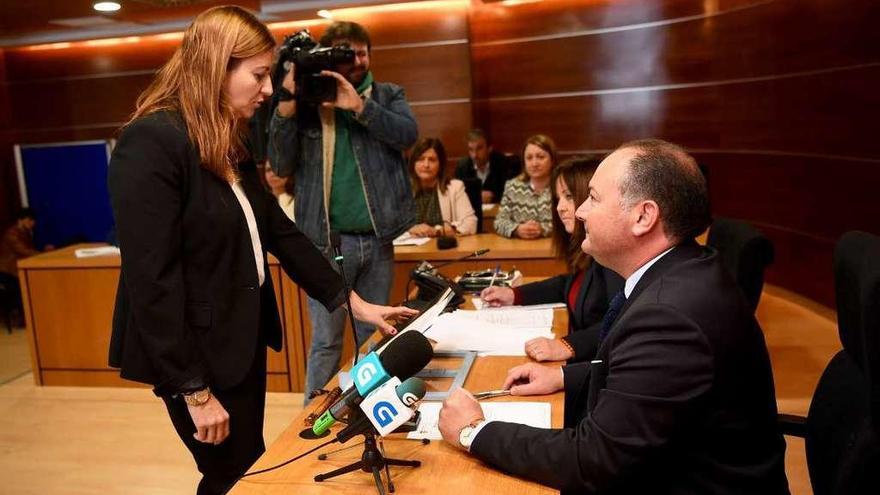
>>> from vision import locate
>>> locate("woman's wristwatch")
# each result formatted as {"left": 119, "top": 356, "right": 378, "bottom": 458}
{"left": 183, "top": 387, "right": 212, "bottom": 407}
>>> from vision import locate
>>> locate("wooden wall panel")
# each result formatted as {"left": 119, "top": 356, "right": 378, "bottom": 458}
{"left": 300, "top": 2, "right": 469, "bottom": 45}
{"left": 469, "top": 0, "right": 762, "bottom": 42}
{"left": 0, "top": 48, "right": 16, "bottom": 223}
{"left": 466, "top": 0, "right": 879, "bottom": 308}
{"left": 411, "top": 101, "right": 472, "bottom": 159}
{"left": 2, "top": 42, "right": 176, "bottom": 82}
{"left": 471, "top": 0, "right": 879, "bottom": 98}
{"left": 475, "top": 67, "right": 880, "bottom": 157}
{"left": 370, "top": 43, "right": 471, "bottom": 102}
{"left": 9, "top": 74, "right": 152, "bottom": 130}
{"left": 697, "top": 152, "right": 878, "bottom": 305}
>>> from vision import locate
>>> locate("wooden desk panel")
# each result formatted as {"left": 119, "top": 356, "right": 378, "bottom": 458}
{"left": 19, "top": 245, "right": 297, "bottom": 392}
{"left": 229, "top": 310, "right": 567, "bottom": 495}
{"left": 392, "top": 233, "right": 565, "bottom": 304}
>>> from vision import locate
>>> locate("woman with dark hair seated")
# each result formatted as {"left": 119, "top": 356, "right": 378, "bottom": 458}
{"left": 408, "top": 137, "right": 478, "bottom": 237}
{"left": 480, "top": 157, "right": 624, "bottom": 362}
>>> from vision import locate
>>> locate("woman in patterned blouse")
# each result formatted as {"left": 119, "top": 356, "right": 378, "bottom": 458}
{"left": 494, "top": 134, "right": 557, "bottom": 238}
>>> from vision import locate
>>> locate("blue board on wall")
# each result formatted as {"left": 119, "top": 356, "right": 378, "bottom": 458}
{"left": 14, "top": 140, "right": 114, "bottom": 249}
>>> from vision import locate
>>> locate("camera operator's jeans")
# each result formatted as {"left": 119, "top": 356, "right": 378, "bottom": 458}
{"left": 305, "top": 233, "right": 394, "bottom": 401}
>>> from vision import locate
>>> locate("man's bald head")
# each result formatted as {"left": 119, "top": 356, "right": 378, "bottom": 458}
{"left": 616, "top": 139, "right": 711, "bottom": 243}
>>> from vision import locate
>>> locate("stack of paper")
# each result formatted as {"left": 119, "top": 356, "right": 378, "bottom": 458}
{"left": 472, "top": 298, "right": 566, "bottom": 311}
{"left": 422, "top": 308, "right": 554, "bottom": 356}
{"left": 407, "top": 401, "right": 551, "bottom": 440}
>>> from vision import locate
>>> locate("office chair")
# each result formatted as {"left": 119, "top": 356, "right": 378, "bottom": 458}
{"left": 461, "top": 177, "right": 483, "bottom": 233}
{"left": 707, "top": 217, "right": 775, "bottom": 311}
{"left": 778, "top": 231, "right": 880, "bottom": 495}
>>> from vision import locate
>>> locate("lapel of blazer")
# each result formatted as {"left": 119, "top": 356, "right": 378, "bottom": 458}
{"left": 615, "top": 239, "right": 703, "bottom": 323}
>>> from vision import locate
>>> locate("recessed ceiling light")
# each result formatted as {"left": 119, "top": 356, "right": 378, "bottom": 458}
{"left": 94, "top": 2, "right": 122, "bottom": 12}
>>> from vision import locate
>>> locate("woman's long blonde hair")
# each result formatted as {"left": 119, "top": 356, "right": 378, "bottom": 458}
{"left": 126, "top": 6, "right": 276, "bottom": 181}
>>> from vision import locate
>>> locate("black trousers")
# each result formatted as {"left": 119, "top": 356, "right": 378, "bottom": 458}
{"left": 163, "top": 344, "right": 268, "bottom": 495}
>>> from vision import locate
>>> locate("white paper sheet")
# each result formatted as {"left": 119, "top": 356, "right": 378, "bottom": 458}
{"left": 423, "top": 311, "right": 553, "bottom": 356}
{"left": 473, "top": 298, "right": 567, "bottom": 311}
{"left": 451, "top": 308, "right": 555, "bottom": 328}
{"left": 392, "top": 232, "right": 432, "bottom": 246}
{"left": 407, "top": 401, "right": 552, "bottom": 440}
{"left": 74, "top": 246, "right": 120, "bottom": 258}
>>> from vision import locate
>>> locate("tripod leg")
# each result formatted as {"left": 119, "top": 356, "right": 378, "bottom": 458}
{"left": 371, "top": 466, "right": 387, "bottom": 495}
{"left": 314, "top": 460, "right": 364, "bottom": 482}
{"left": 384, "top": 458, "right": 422, "bottom": 468}
{"left": 318, "top": 441, "right": 364, "bottom": 460}
{"left": 379, "top": 439, "right": 395, "bottom": 493}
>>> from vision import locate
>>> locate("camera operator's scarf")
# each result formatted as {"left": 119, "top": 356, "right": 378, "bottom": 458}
{"left": 327, "top": 71, "right": 375, "bottom": 233}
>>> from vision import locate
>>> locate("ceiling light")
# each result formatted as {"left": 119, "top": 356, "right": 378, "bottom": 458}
{"left": 93, "top": 2, "right": 122, "bottom": 12}
{"left": 317, "top": 10, "right": 333, "bottom": 19}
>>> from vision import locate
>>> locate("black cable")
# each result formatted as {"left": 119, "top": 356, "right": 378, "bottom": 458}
{"left": 237, "top": 437, "right": 338, "bottom": 480}
{"left": 336, "top": 252, "right": 360, "bottom": 365}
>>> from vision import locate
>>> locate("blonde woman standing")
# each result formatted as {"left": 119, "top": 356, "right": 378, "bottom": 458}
{"left": 107, "top": 7, "right": 414, "bottom": 493}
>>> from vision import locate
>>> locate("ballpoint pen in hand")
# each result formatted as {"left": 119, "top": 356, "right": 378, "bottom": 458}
{"left": 488, "top": 264, "right": 500, "bottom": 287}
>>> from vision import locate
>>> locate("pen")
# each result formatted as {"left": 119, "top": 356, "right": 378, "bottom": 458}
{"left": 473, "top": 389, "right": 511, "bottom": 400}
{"left": 488, "top": 264, "right": 500, "bottom": 287}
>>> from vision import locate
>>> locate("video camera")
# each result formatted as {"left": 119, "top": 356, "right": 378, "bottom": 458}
{"left": 275, "top": 29, "right": 355, "bottom": 104}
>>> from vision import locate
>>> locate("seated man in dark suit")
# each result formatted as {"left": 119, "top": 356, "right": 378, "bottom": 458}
{"left": 454, "top": 129, "right": 519, "bottom": 205}
{"left": 439, "top": 139, "right": 789, "bottom": 494}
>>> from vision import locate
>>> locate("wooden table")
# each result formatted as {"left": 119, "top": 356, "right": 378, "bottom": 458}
{"left": 229, "top": 308, "right": 567, "bottom": 495}
{"left": 18, "top": 236, "right": 564, "bottom": 393}
{"left": 17, "top": 244, "right": 309, "bottom": 392}
{"left": 391, "top": 233, "right": 565, "bottom": 303}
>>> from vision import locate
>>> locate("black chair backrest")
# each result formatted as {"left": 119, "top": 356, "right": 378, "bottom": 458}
{"left": 461, "top": 177, "right": 483, "bottom": 233}
{"left": 834, "top": 231, "right": 880, "bottom": 408}
{"left": 706, "top": 217, "right": 775, "bottom": 311}
{"left": 805, "top": 231, "right": 880, "bottom": 495}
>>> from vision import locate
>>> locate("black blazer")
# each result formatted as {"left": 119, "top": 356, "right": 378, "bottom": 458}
{"left": 471, "top": 241, "right": 789, "bottom": 494}
{"left": 455, "top": 150, "right": 516, "bottom": 203}
{"left": 516, "top": 262, "right": 623, "bottom": 363}
{"left": 108, "top": 111, "right": 345, "bottom": 396}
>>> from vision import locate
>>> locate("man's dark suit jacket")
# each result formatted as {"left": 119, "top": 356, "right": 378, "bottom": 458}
{"left": 108, "top": 111, "right": 345, "bottom": 397}
{"left": 471, "top": 241, "right": 789, "bottom": 494}
{"left": 516, "top": 262, "right": 623, "bottom": 364}
{"left": 455, "top": 150, "right": 518, "bottom": 203}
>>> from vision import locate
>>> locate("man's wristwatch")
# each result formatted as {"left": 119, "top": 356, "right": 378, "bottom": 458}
{"left": 183, "top": 387, "right": 212, "bottom": 407}
{"left": 458, "top": 418, "right": 485, "bottom": 449}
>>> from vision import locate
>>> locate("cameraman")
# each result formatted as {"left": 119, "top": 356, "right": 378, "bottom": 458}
{"left": 268, "top": 21, "right": 418, "bottom": 400}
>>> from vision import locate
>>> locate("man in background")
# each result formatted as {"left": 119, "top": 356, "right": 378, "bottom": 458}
{"left": 0, "top": 209, "right": 42, "bottom": 326}
{"left": 455, "top": 128, "right": 519, "bottom": 205}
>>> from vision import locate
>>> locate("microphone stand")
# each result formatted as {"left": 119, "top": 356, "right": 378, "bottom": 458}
{"left": 330, "top": 231, "right": 360, "bottom": 365}
{"left": 314, "top": 432, "right": 421, "bottom": 495}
